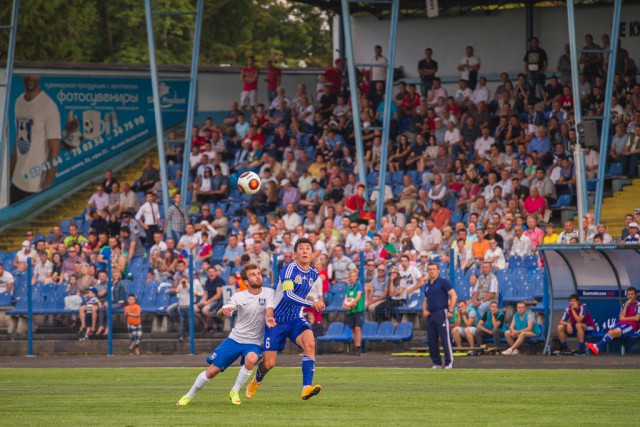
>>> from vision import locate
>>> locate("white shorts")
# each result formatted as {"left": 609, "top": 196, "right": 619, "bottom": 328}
{"left": 454, "top": 326, "right": 476, "bottom": 336}
{"left": 240, "top": 90, "right": 257, "bottom": 107}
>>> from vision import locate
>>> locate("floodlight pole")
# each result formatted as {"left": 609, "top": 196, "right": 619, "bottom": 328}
{"left": 144, "top": 0, "right": 171, "bottom": 224}
{"left": 594, "top": 0, "right": 622, "bottom": 224}
{"left": 566, "top": 0, "right": 585, "bottom": 242}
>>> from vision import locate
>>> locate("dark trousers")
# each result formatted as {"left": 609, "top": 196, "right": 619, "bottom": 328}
{"left": 426, "top": 309, "right": 453, "bottom": 367}
{"left": 474, "top": 328, "right": 502, "bottom": 346}
{"left": 144, "top": 225, "right": 159, "bottom": 248}
{"left": 623, "top": 153, "right": 639, "bottom": 178}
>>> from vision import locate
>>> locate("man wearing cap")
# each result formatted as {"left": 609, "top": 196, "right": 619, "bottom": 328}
{"left": 625, "top": 222, "right": 640, "bottom": 244}
{"left": 13, "top": 240, "right": 37, "bottom": 272}
{"left": 196, "top": 265, "right": 225, "bottom": 333}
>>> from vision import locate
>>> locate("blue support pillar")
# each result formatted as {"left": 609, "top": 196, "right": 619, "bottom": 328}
{"left": 594, "top": 0, "right": 623, "bottom": 224}
{"left": 189, "top": 254, "right": 195, "bottom": 355}
{"left": 376, "top": 0, "right": 400, "bottom": 228}
{"left": 449, "top": 248, "right": 455, "bottom": 283}
{"left": 272, "top": 253, "right": 278, "bottom": 289}
{"left": 27, "top": 257, "right": 33, "bottom": 357}
{"left": 107, "top": 260, "right": 113, "bottom": 356}
{"left": 340, "top": 0, "right": 366, "bottom": 186}
{"left": 180, "top": 0, "right": 205, "bottom": 210}
{"left": 0, "top": 0, "right": 20, "bottom": 206}
{"left": 144, "top": 0, "right": 171, "bottom": 223}
{"left": 566, "top": 0, "right": 586, "bottom": 240}
{"left": 359, "top": 251, "right": 366, "bottom": 353}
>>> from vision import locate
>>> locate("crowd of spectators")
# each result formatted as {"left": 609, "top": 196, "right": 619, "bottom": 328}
{"left": 3, "top": 35, "right": 640, "bottom": 346}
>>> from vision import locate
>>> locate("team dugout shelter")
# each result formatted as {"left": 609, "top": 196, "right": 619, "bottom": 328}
{"left": 539, "top": 244, "right": 640, "bottom": 354}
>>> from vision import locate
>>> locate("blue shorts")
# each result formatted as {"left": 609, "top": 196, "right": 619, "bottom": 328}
{"left": 205, "top": 338, "right": 262, "bottom": 372}
{"left": 263, "top": 318, "right": 311, "bottom": 352}
{"left": 613, "top": 323, "right": 636, "bottom": 338}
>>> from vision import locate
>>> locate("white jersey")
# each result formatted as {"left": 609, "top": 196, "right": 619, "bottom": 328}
{"left": 222, "top": 287, "right": 275, "bottom": 346}
{"left": 13, "top": 91, "right": 61, "bottom": 193}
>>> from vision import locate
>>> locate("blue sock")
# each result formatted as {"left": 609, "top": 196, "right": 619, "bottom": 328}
{"left": 302, "top": 356, "right": 315, "bottom": 387}
{"left": 578, "top": 342, "right": 585, "bottom": 350}
{"left": 255, "top": 366, "right": 267, "bottom": 383}
{"left": 598, "top": 335, "right": 613, "bottom": 348}
{"left": 560, "top": 342, "right": 568, "bottom": 348}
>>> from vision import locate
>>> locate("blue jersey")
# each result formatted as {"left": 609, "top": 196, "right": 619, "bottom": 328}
{"left": 273, "top": 261, "right": 321, "bottom": 323}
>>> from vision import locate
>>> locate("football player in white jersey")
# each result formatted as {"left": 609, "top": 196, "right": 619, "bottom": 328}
{"left": 177, "top": 263, "right": 275, "bottom": 406}
{"left": 10, "top": 75, "right": 61, "bottom": 203}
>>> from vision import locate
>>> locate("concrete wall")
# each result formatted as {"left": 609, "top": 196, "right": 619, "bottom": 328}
{"left": 334, "top": 4, "right": 640, "bottom": 80}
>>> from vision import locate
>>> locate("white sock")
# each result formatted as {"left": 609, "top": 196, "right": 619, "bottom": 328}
{"left": 187, "top": 371, "right": 210, "bottom": 398}
{"left": 231, "top": 366, "right": 253, "bottom": 392}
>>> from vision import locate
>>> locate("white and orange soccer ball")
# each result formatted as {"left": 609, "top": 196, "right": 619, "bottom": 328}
{"left": 237, "top": 171, "right": 262, "bottom": 195}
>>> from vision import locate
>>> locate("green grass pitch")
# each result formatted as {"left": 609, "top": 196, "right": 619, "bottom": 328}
{"left": 1, "top": 367, "right": 637, "bottom": 426}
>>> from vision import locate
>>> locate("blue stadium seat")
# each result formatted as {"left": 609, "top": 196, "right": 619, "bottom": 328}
{"left": 550, "top": 193, "right": 572, "bottom": 209}
{"left": 405, "top": 169, "right": 418, "bottom": 185}
{"left": 323, "top": 291, "right": 346, "bottom": 313}
{"left": 317, "top": 322, "right": 345, "bottom": 342}
{"left": 518, "top": 281, "right": 535, "bottom": 300}
{"left": 606, "top": 162, "right": 624, "bottom": 177}
{"left": 396, "top": 291, "right": 423, "bottom": 313}
{"left": 332, "top": 325, "right": 353, "bottom": 343}
{"left": 0, "top": 291, "right": 13, "bottom": 307}
{"left": 262, "top": 276, "right": 272, "bottom": 289}
{"left": 392, "top": 171, "right": 404, "bottom": 185}
{"left": 523, "top": 255, "right": 538, "bottom": 271}
{"left": 502, "top": 281, "right": 519, "bottom": 303}
{"left": 362, "top": 322, "right": 378, "bottom": 341}
{"left": 450, "top": 211, "right": 463, "bottom": 226}
{"left": 368, "top": 321, "right": 395, "bottom": 341}
{"left": 211, "top": 245, "right": 225, "bottom": 263}
{"left": 531, "top": 272, "right": 545, "bottom": 299}
{"left": 59, "top": 219, "right": 72, "bottom": 235}
{"left": 389, "top": 322, "right": 413, "bottom": 341}
{"left": 366, "top": 172, "right": 378, "bottom": 186}
{"left": 156, "top": 289, "right": 172, "bottom": 312}
{"left": 508, "top": 256, "right": 524, "bottom": 270}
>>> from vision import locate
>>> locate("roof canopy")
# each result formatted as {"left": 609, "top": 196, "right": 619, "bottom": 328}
{"left": 293, "top": 0, "right": 632, "bottom": 18}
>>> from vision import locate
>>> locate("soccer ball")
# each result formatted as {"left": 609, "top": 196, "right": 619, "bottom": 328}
{"left": 344, "top": 297, "right": 354, "bottom": 306}
{"left": 237, "top": 171, "right": 262, "bottom": 195}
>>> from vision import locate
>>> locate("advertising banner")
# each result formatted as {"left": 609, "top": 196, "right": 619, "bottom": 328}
{"left": 7, "top": 75, "right": 188, "bottom": 204}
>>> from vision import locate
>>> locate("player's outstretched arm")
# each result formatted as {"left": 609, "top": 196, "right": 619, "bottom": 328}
{"left": 265, "top": 308, "right": 277, "bottom": 328}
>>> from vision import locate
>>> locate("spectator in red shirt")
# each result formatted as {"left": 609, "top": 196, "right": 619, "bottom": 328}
{"left": 240, "top": 56, "right": 259, "bottom": 110}
{"left": 265, "top": 59, "right": 281, "bottom": 105}
{"left": 431, "top": 199, "right": 451, "bottom": 229}
{"left": 522, "top": 186, "right": 545, "bottom": 222}
{"left": 324, "top": 58, "right": 342, "bottom": 94}
{"left": 345, "top": 184, "right": 367, "bottom": 221}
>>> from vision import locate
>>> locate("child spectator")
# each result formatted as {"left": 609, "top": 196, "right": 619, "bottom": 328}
{"left": 124, "top": 294, "right": 142, "bottom": 355}
{"left": 79, "top": 287, "right": 101, "bottom": 341}
{"left": 343, "top": 268, "right": 364, "bottom": 355}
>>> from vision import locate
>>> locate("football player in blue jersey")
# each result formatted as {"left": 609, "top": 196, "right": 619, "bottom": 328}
{"left": 245, "top": 237, "right": 326, "bottom": 400}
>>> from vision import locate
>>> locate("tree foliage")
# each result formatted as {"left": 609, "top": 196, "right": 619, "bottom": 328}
{"left": 0, "top": 0, "right": 332, "bottom": 67}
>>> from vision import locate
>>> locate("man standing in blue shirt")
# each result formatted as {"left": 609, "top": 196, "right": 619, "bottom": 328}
{"left": 423, "top": 262, "right": 457, "bottom": 369}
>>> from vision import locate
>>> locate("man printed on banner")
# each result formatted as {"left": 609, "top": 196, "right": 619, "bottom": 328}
{"left": 10, "top": 75, "right": 61, "bottom": 204}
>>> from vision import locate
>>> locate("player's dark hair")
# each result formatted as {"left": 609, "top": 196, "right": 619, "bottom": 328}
{"left": 569, "top": 294, "right": 579, "bottom": 301}
{"left": 627, "top": 287, "right": 638, "bottom": 294}
{"left": 427, "top": 262, "right": 439, "bottom": 269}
{"left": 127, "top": 294, "right": 138, "bottom": 303}
{"left": 294, "top": 237, "right": 313, "bottom": 253}
{"left": 241, "top": 263, "right": 261, "bottom": 282}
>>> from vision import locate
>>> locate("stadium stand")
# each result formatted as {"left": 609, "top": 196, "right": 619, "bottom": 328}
{"left": 1, "top": 35, "right": 639, "bottom": 357}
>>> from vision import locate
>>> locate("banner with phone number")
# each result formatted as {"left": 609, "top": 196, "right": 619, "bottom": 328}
{"left": 7, "top": 75, "right": 188, "bottom": 205}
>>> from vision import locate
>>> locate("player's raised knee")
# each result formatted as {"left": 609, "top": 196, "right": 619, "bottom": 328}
{"left": 244, "top": 353, "right": 259, "bottom": 368}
